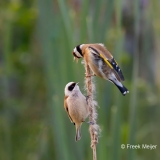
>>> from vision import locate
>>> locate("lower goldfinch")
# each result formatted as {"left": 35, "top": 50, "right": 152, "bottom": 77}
{"left": 72, "top": 43, "right": 129, "bottom": 95}
{"left": 64, "top": 82, "right": 89, "bottom": 141}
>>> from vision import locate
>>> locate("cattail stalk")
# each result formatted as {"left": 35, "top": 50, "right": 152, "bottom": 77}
{"left": 84, "top": 63, "right": 100, "bottom": 160}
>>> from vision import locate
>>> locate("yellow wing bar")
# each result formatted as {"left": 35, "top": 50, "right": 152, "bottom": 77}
{"left": 114, "top": 59, "right": 118, "bottom": 65}
{"left": 99, "top": 53, "right": 113, "bottom": 69}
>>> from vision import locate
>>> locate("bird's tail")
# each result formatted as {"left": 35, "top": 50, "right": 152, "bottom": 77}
{"left": 115, "top": 83, "right": 129, "bottom": 96}
{"left": 75, "top": 125, "right": 81, "bottom": 141}
{"left": 109, "top": 78, "right": 129, "bottom": 96}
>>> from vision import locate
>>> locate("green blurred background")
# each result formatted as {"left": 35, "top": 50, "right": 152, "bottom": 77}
{"left": 0, "top": 0, "right": 160, "bottom": 160}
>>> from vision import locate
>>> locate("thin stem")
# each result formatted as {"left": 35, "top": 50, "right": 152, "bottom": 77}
{"left": 84, "top": 64, "right": 100, "bottom": 160}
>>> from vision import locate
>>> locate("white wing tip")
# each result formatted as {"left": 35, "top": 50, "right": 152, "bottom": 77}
{"left": 123, "top": 90, "right": 129, "bottom": 95}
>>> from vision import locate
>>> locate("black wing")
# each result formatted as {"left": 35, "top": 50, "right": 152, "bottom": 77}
{"left": 110, "top": 58, "right": 125, "bottom": 81}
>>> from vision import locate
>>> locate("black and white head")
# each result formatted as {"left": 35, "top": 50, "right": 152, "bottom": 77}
{"left": 72, "top": 44, "right": 84, "bottom": 61}
{"left": 64, "top": 82, "right": 80, "bottom": 96}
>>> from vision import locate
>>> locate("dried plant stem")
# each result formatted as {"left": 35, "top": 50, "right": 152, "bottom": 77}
{"left": 85, "top": 64, "right": 100, "bottom": 160}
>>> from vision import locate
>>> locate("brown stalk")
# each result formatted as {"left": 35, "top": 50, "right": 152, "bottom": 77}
{"left": 84, "top": 64, "right": 100, "bottom": 160}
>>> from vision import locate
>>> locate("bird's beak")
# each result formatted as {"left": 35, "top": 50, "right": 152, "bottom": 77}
{"left": 76, "top": 82, "right": 79, "bottom": 85}
{"left": 74, "top": 57, "right": 79, "bottom": 63}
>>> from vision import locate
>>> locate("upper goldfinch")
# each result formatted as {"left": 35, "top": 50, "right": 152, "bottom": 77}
{"left": 72, "top": 43, "right": 129, "bottom": 95}
{"left": 64, "top": 82, "right": 89, "bottom": 141}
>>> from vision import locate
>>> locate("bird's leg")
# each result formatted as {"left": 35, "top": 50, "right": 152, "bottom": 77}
{"left": 85, "top": 73, "right": 95, "bottom": 77}
{"left": 86, "top": 95, "right": 91, "bottom": 105}
{"left": 87, "top": 121, "right": 95, "bottom": 125}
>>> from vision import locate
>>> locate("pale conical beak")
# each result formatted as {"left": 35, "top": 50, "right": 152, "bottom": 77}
{"left": 76, "top": 82, "right": 79, "bottom": 85}
{"left": 73, "top": 57, "right": 79, "bottom": 63}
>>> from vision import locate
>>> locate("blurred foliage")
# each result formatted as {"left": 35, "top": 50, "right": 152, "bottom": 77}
{"left": 0, "top": 0, "right": 160, "bottom": 160}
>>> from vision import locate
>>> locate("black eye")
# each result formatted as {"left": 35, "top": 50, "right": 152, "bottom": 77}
{"left": 68, "top": 83, "right": 76, "bottom": 91}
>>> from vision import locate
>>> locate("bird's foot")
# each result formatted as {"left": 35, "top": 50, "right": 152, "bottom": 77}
{"left": 87, "top": 121, "right": 95, "bottom": 125}
{"left": 86, "top": 95, "right": 90, "bottom": 100}
{"left": 86, "top": 95, "right": 91, "bottom": 104}
{"left": 85, "top": 73, "right": 95, "bottom": 77}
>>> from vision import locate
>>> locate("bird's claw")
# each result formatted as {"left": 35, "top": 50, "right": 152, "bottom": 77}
{"left": 85, "top": 73, "right": 95, "bottom": 77}
{"left": 87, "top": 121, "right": 95, "bottom": 125}
{"left": 86, "top": 95, "right": 91, "bottom": 104}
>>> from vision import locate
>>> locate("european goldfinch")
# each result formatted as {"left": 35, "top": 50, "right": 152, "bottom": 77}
{"left": 64, "top": 82, "right": 89, "bottom": 141}
{"left": 72, "top": 43, "right": 129, "bottom": 95}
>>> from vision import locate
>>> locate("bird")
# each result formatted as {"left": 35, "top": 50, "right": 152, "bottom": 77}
{"left": 72, "top": 43, "right": 129, "bottom": 95}
{"left": 64, "top": 82, "right": 89, "bottom": 141}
